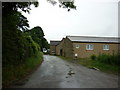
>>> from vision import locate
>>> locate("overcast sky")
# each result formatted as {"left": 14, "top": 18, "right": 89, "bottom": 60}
{"left": 22, "top": 0, "right": 119, "bottom": 43}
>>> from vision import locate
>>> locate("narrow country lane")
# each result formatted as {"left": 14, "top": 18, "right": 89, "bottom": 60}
{"left": 13, "top": 55, "right": 118, "bottom": 88}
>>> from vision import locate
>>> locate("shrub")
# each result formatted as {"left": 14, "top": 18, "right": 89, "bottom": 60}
{"left": 24, "top": 35, "right": 40, "bottom": 57}
{"left": 110, "top": 54, "right": 120, "bottom": 65}
{"left": 97, "top": 53, "right": 120, "bottom": 66}
{"left": 91, "top": 55, "right": 96, "bottom": 60}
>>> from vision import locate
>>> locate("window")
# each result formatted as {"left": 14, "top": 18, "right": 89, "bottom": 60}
{"left": 86, "top": 44, "right": 93, "bottom": 50}
{"left": 75, "top": 44, "right": 80, "bottom": 48}
{"left": 103, "top": 45, "right": 109, "bottom": 50}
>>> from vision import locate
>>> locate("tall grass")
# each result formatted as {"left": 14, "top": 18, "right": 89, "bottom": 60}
{"left": 90, "top": 53, "right": 120, "bottom": 75}
{"left": 97, "top": 53, "right": 120, "bottom": 66}
{"left": 90, "top": 54, "right": 96, "bottom": 60}
{"left": 2, "top": 52, "right": 43, "bottom": 87}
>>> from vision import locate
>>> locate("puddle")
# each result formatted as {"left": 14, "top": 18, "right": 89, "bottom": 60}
{"left": 66, "top": 68, "right": 75, "bottom": 78}
{"left": 68, "top": 70, "right": 75, "bottom": 76}
{"left": 66, "top": 64, "right": 69, "bottom": 66}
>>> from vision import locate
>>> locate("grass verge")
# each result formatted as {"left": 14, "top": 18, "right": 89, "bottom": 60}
{"left": 2, "top": 52, "right": 43, "bottom": 87}
{"left": 58, "top": 56, "right": 120, "bottom": 75}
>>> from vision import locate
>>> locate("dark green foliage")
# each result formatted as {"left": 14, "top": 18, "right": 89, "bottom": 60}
{"left": 2, "top": 2, "right": 50, "bottom": 66}
{"left": 97, "top": 54, "right": 110, "bottom": 64}
{"left": 23, "top": 34, "right": 40, "bottom": 56}
{"left": 3, "top": 29, "right": 22, "bottom": 65}
{"left": 25, "top": 26, "right": 50, "bottom": 51}
{"left": 2, "top": 29, "right": 40, "bottom": 66}
{"left": 3, "top": 52, "right": 43, "bottom": 87}
{"left": 2, "top": 2, "right": 38, "bottom": 15}
{"left": 97, "top": 53, "right": 120, "bottom": 66}
{"left": 90, "top": 55, "right": 96, "bottom": 60}
{"left": 42, "top": 38, "right": 50, "bottom": 49}
{"left": 2, "top": 2, "right": 45, "bottom": 87}
{"left": 26, "top": 26, "right": 44, "bottom": 46}
{"left": 2, "top": 2, "right": 38, "bottom": 32}
{"left": 59, "top": 1, "right": 76, "bottom": 11}
{"left": 47, "top": 0, "right": 76, "bottom": 11}
{"left": 2, "top": 2, "right": 39, "bottom": 66}
{"left": 2, "top": 2, "right": 49, "bottom": 66}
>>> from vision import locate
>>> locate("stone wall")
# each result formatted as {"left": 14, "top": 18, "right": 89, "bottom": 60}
{"left": 72, "top": 42, "right": 119, "bottom": 58}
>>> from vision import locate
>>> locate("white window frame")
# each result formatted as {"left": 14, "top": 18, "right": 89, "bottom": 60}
{"left": 103, "top": 45, "right": 109, "bottom": 50}
{"left": 75, "top": 44, "right": 80, "bottom": 48}
{"left": 86, "top": 44, "right": 93, "bottom": 50}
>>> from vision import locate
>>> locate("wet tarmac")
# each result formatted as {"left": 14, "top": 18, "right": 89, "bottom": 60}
{"left": 13, "top": 55, "right": 118, "bottom": 88}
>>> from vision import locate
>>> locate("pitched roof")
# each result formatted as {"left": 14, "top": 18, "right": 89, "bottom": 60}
{"left": 67, "top": 36, "right": 119, "bottom": 43}
{"left": 50, "top": 40, "right": 61, "bottom": 45}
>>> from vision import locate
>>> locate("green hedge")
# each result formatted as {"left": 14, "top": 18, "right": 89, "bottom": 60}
{"left": 3, "top": 52, "right": 43, "bottom": 87}
{"left": 3, "top": 31, "right": 40, "bottom": 66}
{"left": 91, "top": 53, "right": 120, "bottom": 66}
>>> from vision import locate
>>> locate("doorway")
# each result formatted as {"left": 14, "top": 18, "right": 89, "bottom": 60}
{"left": 60, "top": 49, "right": 63, "bottom": 56}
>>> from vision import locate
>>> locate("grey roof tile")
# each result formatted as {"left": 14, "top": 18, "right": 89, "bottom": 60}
{"left": 50, "top": 41, "right": 61, "bottom": 45}
{"left": 67, "top": 36, "right": 119, "bottom": 43}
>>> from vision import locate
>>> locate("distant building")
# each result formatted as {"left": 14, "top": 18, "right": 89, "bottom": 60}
{"left": 50, "top": 40, "right": 60, "bottom": 55}
{"left": 55, "top": 36, "right": 120, "bottom": 58}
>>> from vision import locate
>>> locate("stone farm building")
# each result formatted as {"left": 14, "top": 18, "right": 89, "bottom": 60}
{"left": 50, "top": 40, "right": 60, "bottom": 55}
{"left": 50, "top": 36, "right": 120, "bottom": 58}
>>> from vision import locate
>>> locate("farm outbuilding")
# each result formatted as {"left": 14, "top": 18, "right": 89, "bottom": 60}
{"left": 51, "top": 36, "right": 120, "bottom": 58}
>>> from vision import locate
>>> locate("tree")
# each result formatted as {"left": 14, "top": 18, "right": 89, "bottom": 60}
{"left": 2, "top": 2, "right": 39, "bottom": 65}
{"left": 2, "top": 1, "right": 76, "bottom": 65}
{"left": 26, "top": 26, "right": 49, "bottom": 51}
{"left": 47, "top": 0, "right": 76, "bottom": 11}
{"left": 42, "top": 38, "right": 50, "bottom": 49}
{"left": 2, "top": 2, "right": 38, "bottom": 31}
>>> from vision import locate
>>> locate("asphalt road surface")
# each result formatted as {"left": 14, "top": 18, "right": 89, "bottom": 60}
{"left": 13, "top": 55, "right": 118, "bottom": 88}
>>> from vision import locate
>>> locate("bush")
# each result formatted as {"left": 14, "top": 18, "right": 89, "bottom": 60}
{"left": 3, "top": 32, "right": 40, "bottom": 66}
{"left": 91, "top": 55, "right": 96, "bottom": 60}
{"left": 3, "top": 51, "right": 43, "bottom": 87}
{"left": 97, "top": 53, "right": 120, "bottom": 66}
{"left": 110, "top": 54, "right": 120, "bottom": 65}
{"left": 24, "top": 35, "right": 40, "bottom": 57}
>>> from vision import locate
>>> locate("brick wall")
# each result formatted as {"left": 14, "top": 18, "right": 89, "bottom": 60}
{"left": 56, "top": 38, "right": 74, "bottom": 58}
{"left": 72, "top": 42, "right": 119, "bottom": 58}
{"left": 56, "top": 38, "right": 65, "bottom": 56}
{"left": 50, "top": 45, "right": 56, "bottom": 55}
{"left": 64, "top": 38, "right": 73, "bottom": 58}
